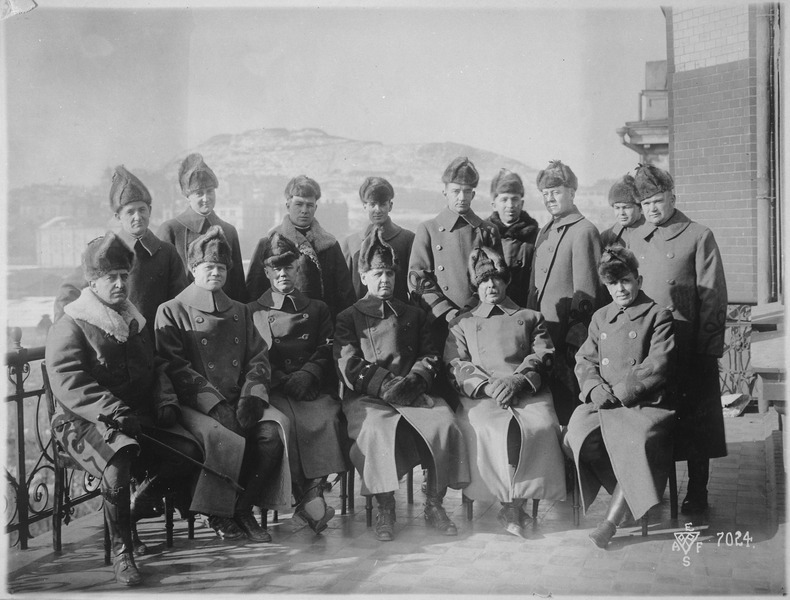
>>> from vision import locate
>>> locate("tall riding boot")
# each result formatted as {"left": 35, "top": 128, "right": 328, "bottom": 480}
{"left": 295, "top": 477, "right": 335, "bottom": 534}
{"left": 103, "top": 486, "right": 142, "bottom": 586}
{"left": 682, "top": 458, "right": 710, "bottom": 514}
{"left": 374, "top": 492, "right": 396, "bottom": 542}
{"left": 589, "top": 484, "right": 627, "bottom": 549}
{"left": 130, "top": 474, "right": 168, "bottom": 556}
{"left": 423, "top": 469, "right": 457, "bottom": 536}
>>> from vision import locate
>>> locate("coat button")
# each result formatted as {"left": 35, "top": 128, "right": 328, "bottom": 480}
{"left": 667, "top": 279, "right": 676, "bottom": 285}
{"left": 438, "top": 265, "right": 445, "bottom": 271}
{"left": 285, "top": 359, "right": 292, "bottom": 364}
{"left": 520, "top": 343, "right": 526, "bottom": 350}
{"left": 541, "top": 267, "right": 548, "bottom": 273}
{"left": 232, "top": 359, "right": 239, "bottom": 367}
{"left": 547, "top": 246, "right": 554, "bottom": 252}
{"left": 602, "top": 358, "right": 610, "bottom": 366}
{"left": 196, "top": 316, "right": 204, "bottom": 323}
{"left": 518, "top": 320, "right": 524, "bottom": 325}
{"left": 629, "top": 331, "right": 637, "bottom": 339}
{"left": 234, "top": 337, "right": 240, "bottom": 344}
{"left": 201, "top": 338, "right": 208, "bottom": 345}
{"left": 303, "top": 313, "right": 309, "bottom": 319}
{"left": 667, "top": 305, "right": 675, "bottom": 311}
{"left": 443, "top": 286, "right": 449, "bottom": 290}
{"left": 640, "top": 256, "right": 645, "bottom": 260}
{"left": 436, "top": 245, "right": 443, "bottom": 250}
{"left": 208, "top": 362, "right": 215, "bottom": 369}
{"left": 233, "top": 314, "right": 239, "bottom": 321}
{"left": 667, "top": 252, "right": 675, "bottom": 258}
{"left": 438, "top": 227, "right": 446, "bottom": 232}
{"left": 601, "top": 333, "right": 607, "bottom": 340}
{"left": 268, "top": 316, "right": 275, "bottom": 323}
{"left": 274, "top": 338, "right": 281, "bottom": 344}
{"left": 629, "top": 358, "right": 636, "bottom": 365}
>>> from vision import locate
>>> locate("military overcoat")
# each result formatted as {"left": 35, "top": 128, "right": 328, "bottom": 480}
{"left": 600, "top": 214, "right": 645, "bottom": 250}
{"left": 488, "top": 211, "right": 539, "bottom": 308}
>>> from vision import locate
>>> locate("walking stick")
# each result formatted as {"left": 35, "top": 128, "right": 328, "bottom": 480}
{"left": 98, "top": 414, "right": 245, "bottom": 493}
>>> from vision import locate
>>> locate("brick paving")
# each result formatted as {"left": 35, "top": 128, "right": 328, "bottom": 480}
{"left": 4, "top": 408, "right": 786, "bottom": 596}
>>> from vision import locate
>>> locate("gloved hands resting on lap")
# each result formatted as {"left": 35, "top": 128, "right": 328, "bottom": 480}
{"left": 156, "top": 405, "right": 180, "bottom": 428}
{"left": 208, "top": 400, "right": 244, "bottom": 436}
{"left": 116, "top": 414, "right": 141, "bottom": 436}
{"left": 236, "top": 395, "right": 268, "bottom": 432}
{"left": 380, "top": 373, "right": 432, "bottom": 407}
{"left": 589, "top": 383, "right": 620, "bottom": 409}
{"left": 484, "top": 374, "right": 530, "bottom": 409}
{"left": 283, "top": 370, "right": 319, "bottom": 402}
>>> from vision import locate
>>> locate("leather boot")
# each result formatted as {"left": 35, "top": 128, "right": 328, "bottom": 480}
{"left": 374, "top": 492, "right": 396, "bottom": 542}
{"left": 424, "top": 487, "right": 457, "bottom": 536}
{"left": 498, "top": 501, "right": 525, "bottom": 538}
{"left": 103, "top": 486, "right": 142, "bottom": 586}
{"left": 682, "top": 458, "right": 710, "bottom": 514}
{"left": 589, "top": 520, "right": 617, "bottom": 549}
{"left": 294, "top": 478, "right": 335, "bottom": 534}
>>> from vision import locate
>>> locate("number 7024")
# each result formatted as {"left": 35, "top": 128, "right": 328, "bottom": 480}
{"left": 717, "top": 531, "right": 752, "bottom": 547}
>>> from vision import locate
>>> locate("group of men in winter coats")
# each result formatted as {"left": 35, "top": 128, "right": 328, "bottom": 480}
{"left": 44, "top": 152, "right": 727, "bottom": 586}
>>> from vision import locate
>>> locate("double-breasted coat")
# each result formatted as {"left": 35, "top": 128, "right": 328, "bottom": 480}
{"left": 600, "top": 214, "right": 645, "bottom": 250}
{"left": 155, "top": 284, "right": 292, "bottom": 514}
{"left": 334, "top": 296, "right": 470, "bottom": 495}
{"left": 54, "top": 229, "right": 188, "bottom": 340}
{"left": 45, "top": 289, "right": 199, "bottom": 485}
{"left": 527, "top": 206, "right": 603, "bottom": 425}
{"left": 488, "top": 211, "right": 539, "bottom": 308}
{"left": 341, "top": 219, "right": 415, "bottom": 303}
{"left": 249, "top": 289, "right": 348, "bottom": 480}
{"left": 444, "top": 299, "right": 566, "bottom": 503}
{"left": 157, "top": 209, "right": 247, "bottom": 302}
{"left": 566, "top": 291, "right": 676, "bottom": 519}
{"left": 629, "top": 209, "right": 728, "bottom": 460}
{"left": 246, "top": 216, "right": 356, "bottom": 320}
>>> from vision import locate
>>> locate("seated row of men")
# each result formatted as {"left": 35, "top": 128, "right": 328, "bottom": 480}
{"left": 45, "top": 153, "right": 727, "bottom": 587}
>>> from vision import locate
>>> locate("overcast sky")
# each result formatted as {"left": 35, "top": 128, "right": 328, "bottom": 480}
{"left": 3, "top": 1, "right": 667, "bottom": 189}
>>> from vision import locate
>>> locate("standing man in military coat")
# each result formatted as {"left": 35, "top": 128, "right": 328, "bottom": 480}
{"left": 246, "top": 175, "right": 356, "bottom": 319}
{"left": 630, "top": 163, "right": 728, "bottom": 514}
{"left": 527, "top": 160, "right": 602, "bottom": 425}
{"left": 342, "top": 176, "right": 415, "bottom": 303}
{"left": 600, "top": 174, "right": 645, "bottom": 249}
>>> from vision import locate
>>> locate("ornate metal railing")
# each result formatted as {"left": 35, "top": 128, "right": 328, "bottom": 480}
{"left": 5, "top": 327, "right": 100, "bottom": 550}
{"left": 720, "top": 305, "right": 758, "bottom": 398}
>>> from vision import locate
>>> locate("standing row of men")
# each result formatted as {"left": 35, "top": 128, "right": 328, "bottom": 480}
{"left": 45, "top": 152, "right": 727, "bottom": 586}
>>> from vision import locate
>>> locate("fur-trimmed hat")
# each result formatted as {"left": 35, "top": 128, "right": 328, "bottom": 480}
{"left": 82, "top": 232, "right": 134, "bottom": 281}
{"left": 109, "top": 165, "right": 152, "bottom": 212}
{"left": 490, "top": 168, "right": 524, "bottom": 198}
{"left": 598, "top": 244, "right": 640, "bottom": 283}
{"left": 468, "top": 246, "right": 509, "bottom": 288}
{"left": 262, "top": 233, "right": 300, "bottom": 269}
{"left": 284, "top": 175, "right": 321, "bottom": 200}
{"left": 536, "top": 160, "right": 578, "bottom": 191}
{"left": 359, "top": 176, "right": 394, "bottom": 204}
{"left": 607, "top": 174, "right": 640, "bottom": 206}
{"left": 358, "top": 227, "right": 398, "bottom": 273}
{"left": 634, "top": 163, "right": 674, "bottom": 200}
{"left": 179, "top": 153, "right": 219, "bottom": 197}
{"left": 187, "top": 225, "right": 233, "bottom": 270}
{"left": 442, "top": 157, "right": 479, "bottom": 187}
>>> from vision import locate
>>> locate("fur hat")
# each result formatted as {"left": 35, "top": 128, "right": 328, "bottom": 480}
{"left": 468, "top": 246, "right": 509, "bottom": 288}
{"left": 358, "top": 227, "right": 398, "bottom": 273}
{"left": 607, "top": 174, "right": 640, "bottom": 206}
{"left": 82, "top": 232, "right": 134, "bottom": 281}
{"left": 442, "top": 156, "right": 479, "bottom": 187}
{"left": 109, "top": 165, "right": 152, "bottom": 212}
{"left": 536, "top": 160, "right": 578, "bottom": 191}
{"left": 359, "top": 176, "right": 394, "bottom": 204}
{"left": 262, "top": 233, "right": 300, "bottom": 269}
{"left": 284, "top": 175, "right": 321, "bottom": 200}
{"left": 490, "top": 168, "right": 524, "bottom": 198}
{"left": 187, "top": 225, "right": 233, "bottom": 270}
{"left": 598, "top": 244, "right": 640, "bottom": 283}
{"left": 179, "top": 153, "right": 219, "bottom": 197}
{"left": 634, "top": 163, "right": 674, "bottom": 200}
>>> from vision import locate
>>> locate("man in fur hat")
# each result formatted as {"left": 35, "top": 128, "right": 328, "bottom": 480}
{"left": 45, "top": 233, "right": 203, "bottom": 586}
{"left": 248, "top": 233, "right": 347, "bottom": 534}
{"left": 445, "top": 246, "right": 565, "bottom": 538}
{"left": 54, "top": 165, "right": 188, "bottom": 339}
{"left": 335, "top": 229, "right": 470, "bottom": 542}
{"left": 527, "top": 160, "right": 603, "bottom": 425}
{"left": 342, "top": 176, "right": 415, "bottom": 303}
{"left": 600, "top": 174, "right": 645, "bottom": 249}
{"left": 157, "top": 153, "right": 247, "bottom": 302}
{"left": 246, "top": 175, "right": 355, "bottom": 320}
{"left": 155, "top": 226, "right": 291, "bottom": 542}
{"left": 629, "top": 163, "right": 728, "bottom": 515}
{"left": 487, "top": 168, "right": 539, "bottom": 307}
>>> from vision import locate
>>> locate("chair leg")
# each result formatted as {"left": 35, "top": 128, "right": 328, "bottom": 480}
{"left": 572, "top": 468, "right": 581, "bottom": 528}
{"left": 348, "top": 469, "right": 355, "bottom": 512}
{"left": 272, "top": 511, "right": 278, "bottom": 524}
{"left": 187, "top": 513, "right": 195, "bottom": 540}
{"left": 532, "top": 499, "right": 539, "bottom": 520}
{"left": 407, "top": 469, "right": 414, "bottom": 505}
{"left": 165, "top": 495, "right": 174, "bottom": 548}
{"left": 641, "top": 513, "right": 649, "bottom": 537}
{"left": 365, "top": 496, "right": 373, "bottom": 527}
{"left": 260, "top": 510, "right": 268, "bottom": 529}
{"left": 103, "top": 518, "right": 111, "bottom": 566}
{"left": 340, "top": 472, "right": 348, "bottom": 516}
{"left": 462, "top": 495, "right": 473, "bottom": 521}
{"left": 669, "top": 462, "right": 678, "bottom": 520}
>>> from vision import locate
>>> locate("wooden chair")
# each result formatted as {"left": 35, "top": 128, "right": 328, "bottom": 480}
{"left": 364, "top": 468, "right": 415, "bottom": 527}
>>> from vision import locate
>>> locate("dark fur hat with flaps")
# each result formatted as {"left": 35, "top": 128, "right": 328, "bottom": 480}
{"left": 82, "top": 232, "right": 134, "bottom": 281}
{"left": 109, "top": 165, "right": 152, "bottom": 212}
{"left": 179, "top": 153, "right": 219, "bottom": 197}
{"left": 187, "top": 225, "right": 233, "bottom": 270}
{"left": 359, "top": 176, "right": 394, "bottom": 203}
{"left": 490, "top": 168, "right": 524, "bottom": 198}
{"left": 262, "top": 232, "right": 300, "bottom": 269}
{"left": 442, "top": 156, "right": 479, "bottom": 187}
{"left": 633, "top": 163, "right": 674, "bottom": 200}
{"left": 358, "top": 227, "right": 398, "bottom": 273}
{"left": 607, "top": 174, "right": 640, "bottom": 206}
{"left": 468, "top": 246, "right": 510, "bottom": 288}
{"left": 284, "top": 175, "right": 321, "bottom": 200}
{"left": 536, "top": 160, "right": 578, "bottom": 191}
{"left": 598, "top": 244, "right": 640, "bottom": 283}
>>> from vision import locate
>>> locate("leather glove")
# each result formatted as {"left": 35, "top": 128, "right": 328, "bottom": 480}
{"left": 283, "top": 370, "right": 319, "bottom": 402}
{"left": 484, "top": 378, "right": 514, "bottom": 409}
{"left": 115, "top": 415, "right": 141, "bottom": 437}
{"left": 381, "top": 373, "right": 428, "bottom": 406}
{"left": 236, "top": 395, "right": 267, "bottom": 431}
{"left": 589, "top": 384, "right": 619, "bottom": 409}
{"left": 208, "top": 401, "right": 244, "bottom": 436}
{"left": 156, "top": 405, "right": 180, "bottom": 428}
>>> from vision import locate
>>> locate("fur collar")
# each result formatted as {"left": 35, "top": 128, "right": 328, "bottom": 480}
{"left": 64, "top": 288, "right": 146, "bottom": 342}
{"left": 276, "top": 216, "right": 338, "bottom": 253}
{"left": 489, "top": 211, "right": 539, "bottom": 243}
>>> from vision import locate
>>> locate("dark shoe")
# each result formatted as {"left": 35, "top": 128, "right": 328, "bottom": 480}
{"left": 589, "top": 520, "right": 617, "bottom": 548}
{"left": 295, "top": 497, "right": 335, "bottom": 534}
{"left": 208, "top": 515, "right": 245, "bottom": 541}
{"left": 497, "top": 504, "right": 525, "bottom": 538}
{"left": 112, "top": 553, "right": 142, "bottom": 586}
{"left": 424, "top": 503, "right": 458, "bottom": 536}
{"left": 234, "top": 510, "right": 272, "bottom": 543}
{"left": 681, "top": 495, "right": 709, "bottom": 515}
{"left": 374, "top": 507, "right": 396, "bottom": 542}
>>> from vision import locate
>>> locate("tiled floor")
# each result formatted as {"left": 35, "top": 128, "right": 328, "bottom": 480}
{"left": 5, "top": 408, "right": 786, "bottom": 595}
